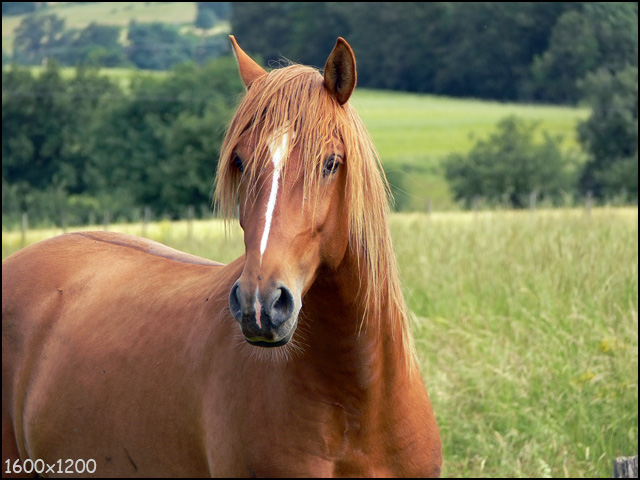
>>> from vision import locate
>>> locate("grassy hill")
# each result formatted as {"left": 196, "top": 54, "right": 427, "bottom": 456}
{"left": 2, "top": 2, "right": 204, "bottom": 51}
{"left": 352, "top": 89, "right": 588, "bottom": 209}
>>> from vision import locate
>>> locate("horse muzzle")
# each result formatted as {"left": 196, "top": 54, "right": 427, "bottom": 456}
{"left": 229, "top": 280, "right": 299, "bottom": 347}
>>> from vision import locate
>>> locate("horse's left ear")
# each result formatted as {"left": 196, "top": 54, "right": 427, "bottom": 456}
{"left": 230, "top": 35, "right": 267, "bottom": 89}
{"left": 324, "top": 37, "right": 357, "bottom": 105}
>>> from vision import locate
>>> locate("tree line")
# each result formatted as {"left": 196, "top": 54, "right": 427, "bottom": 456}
{"left": 4, "top": 3, "right": 637, "bottom": 103}
{"left": 2, "top": 59, "right": 244, "bottom": 228}
{"left": 3, "top": 3, "right": 230, "bottom": 70}
{"left": 2, "top": 2, "right": 637, "bottom": 227}
{"left": 231, "top": 2, "right": 637, "bottom": 104}
{"left": 3, "top": 58, "right": 636, "bottom": 229}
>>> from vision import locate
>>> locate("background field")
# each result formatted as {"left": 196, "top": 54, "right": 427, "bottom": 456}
{"left": 3, "top": 207, "right": 637, "bottom": 478}
{"left": 352, "top": 89, "right": 588, "bottom": 209}
{"left": 2, "top": 2, "right": 203, "bottom": 51}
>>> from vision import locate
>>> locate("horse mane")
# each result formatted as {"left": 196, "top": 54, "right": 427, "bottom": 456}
{"left": 214, "top": 63, "right": 414, "bottom": 359}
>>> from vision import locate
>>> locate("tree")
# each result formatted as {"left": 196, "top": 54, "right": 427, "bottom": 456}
{"left": 230, "top": 3, "right": 295, "bottom": 66}
{"left": 2, "top": 63, "right": 119, "bottom": 225}
{"left": 527, "top": 3, "right": 638, "bottom": 103}
{"left": 12, "top": 13, "right": 66, "bottom": 65}
{"left": 85, "top": 57, "right": 243, "bottom": 218}
{"left": 577, "top": 66, "right": 638, "bottom": 200}
{"left": 430, "top": 2, "right": 569, "bottom": 100}
{"left": 195, "top": 9, "right": 216, "bottom": 30}
{"left": 198, "top": 2, "right": 231, "bottom": 21}
{"left": 2, "top": 2, "right": 36, "bottom": 16}
{"left": 444, "top": 116, "right": 578, "bottom": 208}
{"left": 66, "top": 23, "right": 128, "bottom": 67}
{"left": 126, "top": 22, "right": 195, "bottom": 70}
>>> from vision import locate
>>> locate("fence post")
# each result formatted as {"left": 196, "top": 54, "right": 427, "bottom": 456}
{"left": 103, "top": 211, "right": 110, "bottom": 231}
{"left": 614, "top": 456, "right": 638, "bottom": 478}
{"left": 21, "top": 212, "right": 28, "bottom": 247}
{"left": 142, "top": 206, "right": 150, "bottom": 236}
{"left": 61, "top": 210, "right": 67, "bottom": 233}
{"left": 529, "top": 191, "right": 537, "bottom": 211}
{"left": 585, "top": 190, "right": 593, "bottom": 217}
{"left": 187, "top": 205, "right": 194, "bottom": 240}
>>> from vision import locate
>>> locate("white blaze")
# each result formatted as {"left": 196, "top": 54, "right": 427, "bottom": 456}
{"left": 259, "top": 129, "right": 289, "bottom": 260}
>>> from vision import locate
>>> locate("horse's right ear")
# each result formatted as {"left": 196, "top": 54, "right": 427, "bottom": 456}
{"left": 230, "top": 35, "right": 267, "bottom": 89}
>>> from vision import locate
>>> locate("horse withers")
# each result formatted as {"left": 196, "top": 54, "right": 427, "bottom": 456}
{"left": 2, "top": 37, "right": 442, "bottom": 477}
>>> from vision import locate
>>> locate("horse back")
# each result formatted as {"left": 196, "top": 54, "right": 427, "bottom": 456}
{"left": 2, "top": 232, "right": 236, "bottom": 477}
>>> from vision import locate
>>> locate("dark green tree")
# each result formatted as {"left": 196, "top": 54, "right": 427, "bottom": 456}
{"left": 198, "top": 2, "right": 231, "bottom": 21}
{"left": 444, "top": 116, "right": 578, "bottom": 208}
{"left": 195, "top": 9, "right": 216, "bottom": 30}
{"left": 527, "top": 3, "right": 638, "bottom": 103}
{"left": 577, "top": 66, "right": 638, "bottom": 200}
{"left": 230, "top": 2, "right": 295, "bottom": 66}
{"left": 65, "top": 23, "right": 128, "bottom": 67}
{"left": 2, "top": 63, "right": 119, "bottom": 225}
{"left": 85, "top": 58, "right": 243, "bottom": 217}
{"left": 2, "top": 2, "right": 36, "bottom": 15}
{"left": 12, "top": 13, "right": 66, "bottom": 65}
{"left": 126, "top": 22, "right": 196, "bottom": 70}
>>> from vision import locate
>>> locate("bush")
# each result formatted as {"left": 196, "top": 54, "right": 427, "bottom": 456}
{"left": 577, "top": 66, "right": 638, "bottom": 200}
{"left": 444, "top": 116, "right": 579, "bottom": 208}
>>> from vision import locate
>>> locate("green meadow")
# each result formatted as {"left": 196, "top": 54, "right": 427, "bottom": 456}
{"left": 2, "top": 2, "right": 201, "bottom": 51}
{"left": 351, "top": 89, "right": 589, "bottom": 210}
{"left": 3, "top": 207, "right": 637, "bottom": 478}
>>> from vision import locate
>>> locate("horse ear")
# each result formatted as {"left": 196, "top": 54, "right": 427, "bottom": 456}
{"left": 323, "top": 37, "right": 357, "bottom": 106}
{"left": 229, "top": 35, "right": 267, "bottom": 89}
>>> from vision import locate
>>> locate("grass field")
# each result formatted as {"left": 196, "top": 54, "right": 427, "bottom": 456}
{"left": 351, "top": 89, "right": 589, "bottom": 210}
{"left": 2, "top": 2, "right": 199, "bottom": 51}
{"left": 3, "top": 207, "right": 637, "bottom": 477}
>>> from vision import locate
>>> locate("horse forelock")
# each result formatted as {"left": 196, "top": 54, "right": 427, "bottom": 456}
{"left": 214, "top": 63, "right": 414, "bottom": 364}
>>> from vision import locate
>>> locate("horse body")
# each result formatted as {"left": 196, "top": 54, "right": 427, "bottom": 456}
{"left": 2, "top": 37, "right": 441, "bottom": 477}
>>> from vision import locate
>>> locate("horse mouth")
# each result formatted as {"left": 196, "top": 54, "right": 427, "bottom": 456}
{"left": 243, "top": 320, "right": 297, "bottom": 348}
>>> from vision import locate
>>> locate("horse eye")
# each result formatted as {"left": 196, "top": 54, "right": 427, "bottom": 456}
{"left": 232, "top": 153, "right": 245, "bottom": 173}
{"left": 322, "top": 154, "right": 342, "bottom": 178}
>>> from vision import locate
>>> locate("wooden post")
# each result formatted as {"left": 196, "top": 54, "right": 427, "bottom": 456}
{"left": 529, "top": 191, "right": 537, "bottom": 211}
{"left": 21, "top": 212, "right": 28, "bottom": 247}
{"left": 142, "top": 207, "right": 150, "bottom": 236}
{"left": 187, "top": 205, "right": 194, "bottom": 240}
{"left": 585, "top": 190, "right": 593, "bottom": 217}
{"left": 614, "top": 456, "right": 638, "bottom": 478}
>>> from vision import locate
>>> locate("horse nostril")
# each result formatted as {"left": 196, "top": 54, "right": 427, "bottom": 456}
{"left": 270, "top": 286, "right": 295, "bottom": 326}
{"left": 229, "top": 282, "right": 242, "bottom": 318}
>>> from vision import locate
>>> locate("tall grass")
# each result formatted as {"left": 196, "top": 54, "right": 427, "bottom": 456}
{"left": 392, "top": 207, "right": 638, "bottom": 477}
{"left": 2, "top": 207, "right": 637, "bottom": 477}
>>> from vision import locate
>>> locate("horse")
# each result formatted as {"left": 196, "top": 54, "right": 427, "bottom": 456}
{"left": 2, "top": 36, "right": 442, "bottom": 477}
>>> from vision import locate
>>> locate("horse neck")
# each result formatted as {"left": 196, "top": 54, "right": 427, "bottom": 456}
{"left": 297, "top": 245, "right": 415, "bottom": 404}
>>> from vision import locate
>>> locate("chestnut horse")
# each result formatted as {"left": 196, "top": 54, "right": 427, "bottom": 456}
{"left": 2, "top": 37, "right": 441, "bottom": 477}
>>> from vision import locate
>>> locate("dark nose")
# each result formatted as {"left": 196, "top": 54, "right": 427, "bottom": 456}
{"left": 229, "top": 280, "right": 297, "bottom": 346}
{"left": 266, "top": 285, "right": 295, "bottom": 327}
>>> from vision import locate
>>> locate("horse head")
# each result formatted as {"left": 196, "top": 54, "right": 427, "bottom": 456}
{"left": 218, "top": 37, "right": 357, "bottom": 347}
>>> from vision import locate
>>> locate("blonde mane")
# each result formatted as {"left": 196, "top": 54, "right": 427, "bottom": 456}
{"left": 214, "top": 63, "right": 413, "bottom": 356}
